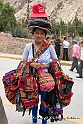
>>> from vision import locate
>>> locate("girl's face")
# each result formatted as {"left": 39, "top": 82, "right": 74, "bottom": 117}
{"left": 72, "top": 42, "right": 75, "bottom": 45}
{"left": 46, "top": 38, "right": 51, "bottom": 45}
{"left": 33, "top": 28, "right": 46, "bottom": 43}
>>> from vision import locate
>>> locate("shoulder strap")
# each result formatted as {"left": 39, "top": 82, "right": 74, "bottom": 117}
{"left": 32, "top": 43, "right": 34, "bottom": 57}
{"left": 32, "top": 42, "right": 49, "bottom": 62}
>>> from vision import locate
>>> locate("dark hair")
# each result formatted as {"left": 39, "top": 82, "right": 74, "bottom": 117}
{"left": 81, "top": 41, "right": 83, "bottom": 44}
{"left": 32, "top": 27, "right": 47, "bottom": 36}
{"left": 46, "top": 37, "right": 50, "bottom": 40}
{"left": 64, "top": 37, "right": 67, "bottom": 40}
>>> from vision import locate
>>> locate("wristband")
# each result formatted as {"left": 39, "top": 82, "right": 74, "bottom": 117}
{"left": 47, "top": 61, "right": 50, "bottom": 65}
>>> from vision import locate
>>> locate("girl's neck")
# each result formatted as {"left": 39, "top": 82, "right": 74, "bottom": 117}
{"left": 35, "top": 41, "right": 44, "bottom": 48}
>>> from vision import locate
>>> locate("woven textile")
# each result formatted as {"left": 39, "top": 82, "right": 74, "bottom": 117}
{"left": 38, "top": 69, "right": 55, "bottom": 92}
{"left": 51, "top": 61, "right": 74, "bottom": 107}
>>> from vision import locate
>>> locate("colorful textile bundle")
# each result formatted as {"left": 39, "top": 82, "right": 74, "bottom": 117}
{"left": 2, "top": 59, "right": 74, "bottom": 118}
{"left": 51, "top": 61, "right": 74, "bottom": 107}
{"left": 2, "top": 61, "right": 39, "bottom": 116}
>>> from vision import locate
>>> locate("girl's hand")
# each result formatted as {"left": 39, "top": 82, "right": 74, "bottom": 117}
{"left": 30, "top": 62, "right": 41, "bottom": 69}
{"left": 40, "top": 63, "right": 49, "bottom": 69}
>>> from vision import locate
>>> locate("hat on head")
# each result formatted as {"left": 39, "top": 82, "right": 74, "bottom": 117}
{"left": 29, "top": 4, "right": 48, "bottom": 18}
{"left": 28, "top": 18, "right": 51, "bottom": 34}
{"left": 72, "top": 39, "right": 77, "bottom": 43}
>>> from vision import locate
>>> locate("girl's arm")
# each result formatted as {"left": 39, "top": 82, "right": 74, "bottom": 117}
{"left": 22, "top": 43, "right": 32, "bottom": 61}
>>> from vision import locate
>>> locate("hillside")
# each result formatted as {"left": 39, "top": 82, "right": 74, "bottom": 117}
{"left": 3, "top": 0, "right": 83, "bottom": 23}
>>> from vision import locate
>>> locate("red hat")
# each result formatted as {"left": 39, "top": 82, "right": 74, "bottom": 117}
{"left": 29, "top": 4, "right": 48, "bottom": 18}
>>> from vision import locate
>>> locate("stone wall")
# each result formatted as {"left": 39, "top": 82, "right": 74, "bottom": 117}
{"left": 0, "top": 32, "right": 73, "bottom": 60}
{"left": 0, "top": 32, "right": 32, "bottom": 55}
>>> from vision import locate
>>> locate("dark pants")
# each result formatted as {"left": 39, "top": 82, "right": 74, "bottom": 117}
{"left": 32, "top": 90, "right": 47, "bottom": 124}
{"left": 70, "top": 57, "right": 79, "bottom": 72}
{"left": 78, "top": 60, "right": 83, "bottom": 77}
{"left": 63, "top": 48, "right": 69, "bottom": 61}
{"left": 55, "top": 47, "right": 60, "bottom": 58}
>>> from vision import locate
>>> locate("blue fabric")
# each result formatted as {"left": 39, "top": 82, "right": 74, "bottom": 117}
{"left": 32, "top": 106, "right": 38, "bottom": 123}
{"left": 32, "top": 90, "right": 47, "bottom": 124}
{"left": 72, "top": 39, "right": 77, "bottom": 43}
{"left": 71, "top": 57, "right": 79, "bottom": 72}
{"left": 40, "top": 104, "right": 48, "bottom": 112}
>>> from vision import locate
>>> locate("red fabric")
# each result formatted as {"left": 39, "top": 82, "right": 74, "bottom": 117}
{"left": 2, "top": 75, "right": 6, "bottom": 80}
{"left": 22, "top": 98, "right": 39, "bottom": 107}
{"left": 51, "top": 61, "right": 74, "bottom": 107}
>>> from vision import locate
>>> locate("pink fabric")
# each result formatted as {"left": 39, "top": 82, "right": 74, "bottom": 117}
{"left": 40, "top": 85, "right": 55, "bottom": 91}
{"left": 37, "top": 69, "right": 43, "bottom": 72}
{"left": 72, "top": 44, "right": 80, "bottom": 59}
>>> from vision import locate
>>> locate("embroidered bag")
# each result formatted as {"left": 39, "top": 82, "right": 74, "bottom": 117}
{"left": 2, "top": 69, "right": 19, "bottom": 104}
{"left": 14, "top": 61, "right": 39, "bottom": 116}
{"left": 37, "top": 69, "right": 55, "bottom": 92}
{"left": 50, "top": 61, "right": 74, "bottom": 107}
{"left": 17, "top": 62, "right": 39, "bottom": 115}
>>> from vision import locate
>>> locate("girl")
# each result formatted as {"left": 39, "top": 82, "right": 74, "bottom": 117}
{"left": 23, "top": 19, "right": 58, "bottom": 124}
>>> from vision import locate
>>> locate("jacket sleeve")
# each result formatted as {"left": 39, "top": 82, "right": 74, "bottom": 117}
{"left": 22, "top": 43, "right": 32, "bottom": 60}
{"left": 49, "top": 45, "right": 58, "bottom": 60}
